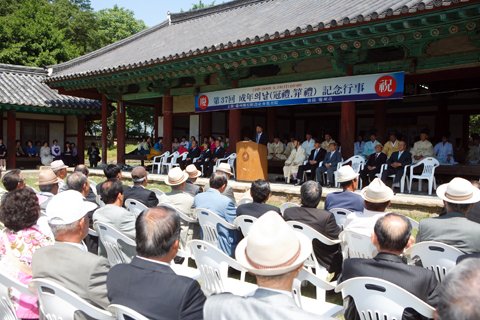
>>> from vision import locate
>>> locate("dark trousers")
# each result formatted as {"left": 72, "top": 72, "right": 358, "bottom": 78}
{"left": 180, "top": 159, "right": 193, "bottom": 170}
{"left": 297, "top": 163, "right": 319, "bottom": 181}
{"left": 381, "top": 166, "right": 406, "bottom": 183}
{"left": 205, "top": 160, "right": 216, "bottom": 177}
{"left": 360, "top": 167, "right": 381, "bottom": 187}
{"left": 195, "top": 160, "right": 207, "bottom": 173}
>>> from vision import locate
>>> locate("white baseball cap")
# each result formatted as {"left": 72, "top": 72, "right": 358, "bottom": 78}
{"left": 46, "top": 190, "right": 97, "bottom": 225}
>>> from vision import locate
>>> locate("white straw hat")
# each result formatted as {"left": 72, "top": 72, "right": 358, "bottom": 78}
{"left": 165, "top": 167, "right": 188, "bottom": 186}
{"left": 235, "top": 211, "right": 312, "bottom": 276}
{"left": 216, "top": 163, "right": 233, "bottom": 176}
{"left": 361, "top": 178, "right": 394, "bottom": 203}
{"left": 50, "top": 160, "right": 68, "bottom": 171}
{"left": 186, "top": 164, "right": 201, "bottom": 178}
{"left": 436, "top": 177, "right": 480, "bottom": 204}
{"left": 46, "top": 190, "right": 97, "bottom": 225}
{"left": 35, "top": 170, "right": 63, "bottom": 186}
{"left": 336, "top": 166, "right": 359, "bottom": 183}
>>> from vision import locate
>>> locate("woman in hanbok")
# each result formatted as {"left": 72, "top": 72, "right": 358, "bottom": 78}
{"left": 283, "top": 137, "right": 306, "bottom": 183}
{"left": 40, "top": 141, "right": 53, "bottom": 166}
{"left": 147, "top": 137, "right": 164, "bottom": 161}
{"left": 361, "top": 131, "right": 379, "bottom": 160}
{"left": 434, "top": 134, "right": 457, "bottom": 164}
{"left": 51, "top": 140, "right": 62, "bottom": 160}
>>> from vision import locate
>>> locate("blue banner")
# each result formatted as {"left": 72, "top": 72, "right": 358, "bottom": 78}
{"left": 195, "top": 72, "right": 404, "bottom": 113}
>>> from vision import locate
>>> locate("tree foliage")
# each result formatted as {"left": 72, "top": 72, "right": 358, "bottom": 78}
{"left": 181, "top": 0, "right": 216, "bottom": 12}
{"left": 95, "top": 5, "right": 147, "bottom": 45}
{"left": 470, "top": 115, "right": 480, "bottom": 136}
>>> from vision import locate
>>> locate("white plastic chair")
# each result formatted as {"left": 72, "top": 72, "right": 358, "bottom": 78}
{"left": 335, "top": 277, "right": 435, "bottom": 320}
{"left": 150, "top": 188, "right": 165, "bottom": 201}
{"left": 234, "top": 215, "right": 258, "bottom": 237}
{"left": 30, "top": 278, "right": 114, "bottom": 320}
{"left": 94, "top": 221, "right": 136, "bottom": 265}
{"left": 88, "top": 228, "right": 98, "bottom": 237}
{"left": 404, "top": 241, "right": 463, "bottom": 282}
{"left": 88, "top": 180, "right": 98, "bottom": 195}
{"left": 301, "top": 160, "right": 311, "bottom": 182}
{"left": 124, "top": 198, "right": 148, "bottom": 216}
{"left": 292, "top": 269, "right": 344, "bottom": 317}
{"left": 329, "top": 208, "right": 353, "bottom": 228}
{"left": 171, "top": 153, "right": 188, "bottom": 171}
{"left": 406, "top": 216, "right": 419, "bottom": 231}
{"left": 160, "top": 151, "right": 176, "bottom": 174}
{"left": 334, "top": 156, "right": 365, "bottom": 188}
{"left": 279, "top": 202, "right": 300, "bottom": 214}
{"left": 162, "top": 151, "right": 181, "bottom": 174}
{"left": 152, "top": 151, "right": 170, "bottom": 174}
{"left": 194, "top": 208, "right": 237, "bottom": 247}
{"left": 339, "top": 231, "right": 378, "bottom": 260}
{"left": 237, "top": 198, "right": 253, "bottom": 206}
{"left": 376, "top": 163, "right": 411, "bottom": 193}
{"left": 96, "top": 194, "right": 106, "bottom": 207}
{"left": 170, "top": 248, "right": 201, "bottom": 280}
{"left": 409, "top": 157, "right": 439, "bottom": 195}
{"left": 0, "top": 269, "right": 36, "bottom": 320}
{"left": 188, "top": 240, "right": 257, "bottom": 296}
{"left": 158, "top": 203, "right": 199, "bottom": 250}
{"left": 108, "top": 304, "right": 148, "bottom": 320}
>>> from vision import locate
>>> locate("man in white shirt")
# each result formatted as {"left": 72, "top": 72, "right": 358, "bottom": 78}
{"left": 301, "top": 132, "right": 315, "bottom": 156}
{"left": 411, "top": 128, "right": 434, "bottom": 163}
{"left": 267, "top": 134, "right": 286, "bottom": 160}
{"left": 344, "top": 178, "right": 393, "bottom": 236}
{"left": 321, "top": 133, "right": 336, "bottom": 151}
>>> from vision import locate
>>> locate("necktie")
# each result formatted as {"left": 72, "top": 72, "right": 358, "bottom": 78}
{"left": 257, "top": 134, "right": 260, "bottom": 143}
{"left": 314, "top": 149, "right": 318, "bottom": 159}
{"left": 375, "top": 153, "right": 378, "bottom": 160}
{"left": 398, "top": 151, "right": 403, "bottom": 159}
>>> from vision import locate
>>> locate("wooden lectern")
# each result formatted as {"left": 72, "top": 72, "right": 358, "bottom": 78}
{"left": 236, "top": 141, "right": 268, "bottom": 182}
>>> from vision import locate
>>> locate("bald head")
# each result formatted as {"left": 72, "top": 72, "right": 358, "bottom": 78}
{"left": 374, "top": 213, "right": 412, "bottom": 253}
{"left": 74, "top": 164, "right": 89, "bottom": 177}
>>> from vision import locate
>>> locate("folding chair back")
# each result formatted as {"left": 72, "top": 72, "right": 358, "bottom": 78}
{"left": 335, "top": 277, "right": 435, "bottom": 320}
{"left": 124, "top": 199, "right": 148, "bottom": 216}
{"left": 194, "top": 208, "right": 236, "bottom": 246}
{"left": 237, "top": 198, "right": 253, "bottom": 206}
{"left": 227, "top": 153, "right": 237, "bottom": 177}
{"left": 160, "top": 151, "right": 176, "bottom": 174}
{"left": 30, "top": 278, "right": 114, "bottom": 320}
{"left": 170, "top": 248, "right": 201, "bottom": 280}
{"left": 96, "top": 195, "right": 106, "bottom": 207}
{"left": 0, "top": 269, "right": 35, "bottom": 320}
{"left": 88, "top": 180, "right": 98, "bottom": 195}
{"left": 152, "top": 151, "right": 170, "bottom": 174}
{"left": 108, "top": 304, "right": 149, "bottom": 320}
{"left": 166, "top": 152, "right": 183, "bottom": 173}
{"left": 94, "top": 221, "right": 136, "bottom": 265}
{"left": 409, "top": 157, "right": 439, "bottom": 195}
{"left": 329, "top": 208, "right": 352, "bottom": 228}
{"left": 279, "top": 202, "right": 300, "bottom": 214}
{"left": 404, "top": 241, "right": 463, "bottom": 282}
{"left": 150, "top": 188, "right": 165, "bottom": 201}
{"left": 339, "top": 231, "right": 378, "bottom": 259}
{"left": 234, "top": 215, "right": 257, "bottom": 237}
{"left": 335, "top": 156, "right": 365, "bottom": 188}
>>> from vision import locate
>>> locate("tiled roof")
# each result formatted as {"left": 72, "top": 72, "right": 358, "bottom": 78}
{"left": 47, "top": 0, "right": 471, "bottom": 82}
{"left": 0, "top": 64, "right": 101, "bottom": 110}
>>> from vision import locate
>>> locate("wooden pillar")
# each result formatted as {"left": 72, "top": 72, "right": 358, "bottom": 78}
{"left": 229, "top": 110, "right": 241, "bottom": 154}
{"left": 267, "top": 107, "right": 277, "bottom": 143}
{"left": 101, "top": 92, "right": 108, "bottom": 164}
{"left": 155, "top": 98, "right": 162, "bottom": 138}
{"left": 77, "top": 115, "right": 85, "bottom": 164}
{"left": 116, "top": 95, "right": 126, "bottom": 165}
{"left": 6, "top": 110, "right": 16, "bottom": 169}
{"left": 201, "top": 112, "right": 212, "bottom": 139}
{"left": 163, "top": 91, "right": 173, "bottom": 152}
{"left": 374, "top": 101, "right": 387, "bottom": 143}
{"left": 435, "top": 96, "right": 449, "bottom": 140}
{"left": 341, "top": 101, "right": 355, "bottom": 159}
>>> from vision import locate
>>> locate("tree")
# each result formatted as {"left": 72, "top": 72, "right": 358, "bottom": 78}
{"left": 470, "top": 114, "right": 480, "bottom": 137}
{"left": 181, "top": 0, "right": 216, "bottom": 12}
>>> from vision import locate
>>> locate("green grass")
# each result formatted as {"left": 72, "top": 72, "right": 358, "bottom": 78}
{"left": 84, "top": 144, "right": 140, "bottom": 166}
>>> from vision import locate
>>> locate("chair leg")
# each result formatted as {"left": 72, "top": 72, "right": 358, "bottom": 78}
{"left": 409, "top": 178, "right": 413, "bottom": 194}
{"left": 428, "top": 179, "right": 433, "bottom": 196}
{"left": 418, "top": 179, "right": 422, "bottom": 192}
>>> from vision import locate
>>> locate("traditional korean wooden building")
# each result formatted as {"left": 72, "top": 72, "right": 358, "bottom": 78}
{"left": 44, "top": 0, "right": 480, "bottom": 165}
{"left": 0, "top": 64, "right": 102, "bottom": 168}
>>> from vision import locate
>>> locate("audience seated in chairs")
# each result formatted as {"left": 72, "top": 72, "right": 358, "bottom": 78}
{"left": 417, "top": 177, "right": 480, "bottom": 254}
{"left": 93, "top": 179, "right": 136, "bottom": 258}
{"left": 32, "top": 190, "right": 111, "bottom": 314}
{"left": 180, "top": 140, "right": 201, "bottom": 170}
{"left": 283, "top": 181, "right": 342, "bottom": 277}
{"left": 382, "top": 132, "right": 399, "bottom": 159}
{"left": 344, "top": 178, "right": 393, "bottom": 236}
{"left": 435, "top": 259, "right": 480, "bottom": 320}
{"left": 315, "top": 143, "right": 342, "bottom": 187}
{"left": 194, "top": 171, "right": 238, "bottom": 257}
{"left": 183, "top": 164, "right": 204, "bottom": 197}
{"left": 107, "top": 206, "right": 206, "bottom": 320}
{"left": 1, "top": 169, "right": 25, "bottom": 202}
{"left": 204, "top": 211, "right": 333, "bottom": 320}
{"left": 325, "top": 166, "right": 365, "bottom": 212}
{"left": 204, "top": 139, "right": 225, "bottom": 178}
{"left": 158, "top": 167, "right": 198, "bottom": 246}
{"left": 411, "top": 128, "right": 434, "bottom": 164}
{"left": 96, "top": 164, "right": 130, "bottom": 194}
{"left": 74, "top": 164, "right": 97, "bottom": 204}
{"left": 123, "top": 166, "right": 159, "bottom": 208}
{"left": 283, "top": 136, "right": 306, "bottom": 184}
{"left": 267, "top": 133, "right": 286, "bottom": 160}
{"left": 37, "top": 170, "right": 62, "bottom": 213}
{"left": 51, "top": 160, "right": 68, "bottom": 193}
{"left": 380, "top": 140, "right": 412, "bottom": 190}
{"left": 0, "top": 188, "right": 54, "bottom": 320}
{"left": 204, "top": 163, "right": 237, "bottom": 206}
{"left": 295, "top": 139, "right": 326, "bottom": 186}
{"left": 359, "top": 142, "right": 387, "bottom": 188}
{"left": 194, "top": 142, "right": 211, "bottom": 173}
{"left": 236, "top": 179, "right": 281, "bottom": 218}
{"left": 339, "top": 213, "right": 440, "bottom": 320}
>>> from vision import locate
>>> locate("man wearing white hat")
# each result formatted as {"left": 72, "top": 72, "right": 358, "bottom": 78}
{"left": 36, "top": 170, "right": 63, "bottom": 213}
{"left": 204, "top": 162, "right": 237, "bottom": 206}
{"left": 204, "top": 211, "right": 334, "bottom": 320}
{"left": 417, "top": 177, "right": 480, "bottom": 254}
{"left": 344, "top": 178, "right": 393, "bottom": 236}
{"left": 32, "top": 190, "right": 110, "bottom": 312}
{"left": 183, "top": 164, "right": 204, "bottom": 197}
{"left": 50, "top": 159, "right": 69, "bottom": 193}
{"left": 324, "top": 166, "right": 365, "bottom": 212}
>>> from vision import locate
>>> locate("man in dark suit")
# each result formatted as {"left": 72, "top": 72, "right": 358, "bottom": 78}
{"left": 180, "top": 140, "right": 201, "bottom": 170}
{"left": 283, "top": 181, "right": 342, "bottom": 276}
{"left": 254, "top": 125, "right": 268, "bottom": 146}
{"left": 96, "top": 164, "right": 130, "bottom": 194}
{"left": 194, "top": 144, "right": 211, "bottom": 173}
{"left": 315, "top": 143, "right": 342, "bottom": 187}
{"left": 381, "top": 140, "right": 412, "bottom": 189}
{"left": 123, "top": 166, "right": 158, "bottom": 208}
{"left": 107, "top": 206, "right": 206, "bottom": 320}
{"left": 236, "top": 179, "right": 281, "bottom": 219}
{"left": 204, "top": 139, "right": 225, "bottom": 178}
{"left": 295, "top": 140, "right": 326, "bottom": 186}
{"left": 73, "top": 164, "right": 97, "bottom": 204}
{"left": 183, "top": 164, "right": 203, "bottom": 197}
{"left": 339, "top": 213, "right": 440, "bottom": 320}
{"left": 359, "top": 142, "right": 387, "bottom": 187}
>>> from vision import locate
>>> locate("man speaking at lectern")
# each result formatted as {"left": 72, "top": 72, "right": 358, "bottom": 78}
{"left": 255, "top": 125, "right": 269, "bottom": 146}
